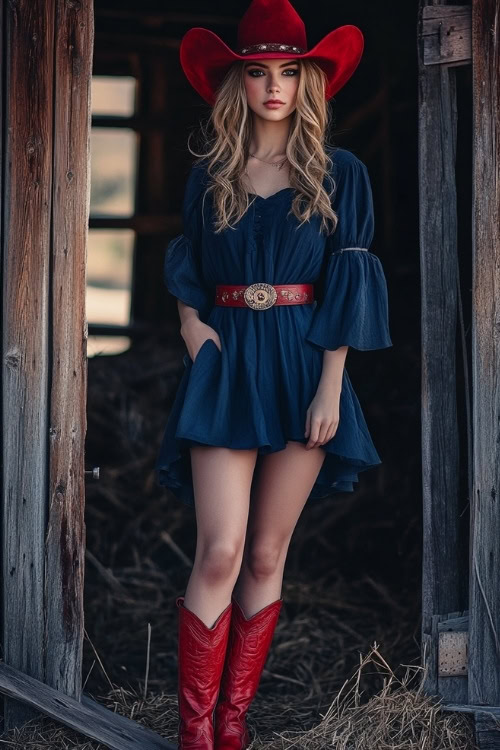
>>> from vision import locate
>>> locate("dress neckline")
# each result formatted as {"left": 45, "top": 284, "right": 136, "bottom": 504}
{"left": 247, "top": 187, "right": 294, "bottom": 201}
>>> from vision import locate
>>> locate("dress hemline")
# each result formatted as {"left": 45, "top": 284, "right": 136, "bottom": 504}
{"left": 155, "top": 431, "right": 382, "bottom": 508}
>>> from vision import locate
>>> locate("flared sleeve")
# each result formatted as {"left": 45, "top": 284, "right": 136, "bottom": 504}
{"left": 305, "top": 151, "right": 393, "bottom": 352}
{"left": 163, "top": 161, "right": 213, "bottom": 322}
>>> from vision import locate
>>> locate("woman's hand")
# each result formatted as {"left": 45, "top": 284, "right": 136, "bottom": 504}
{"left": 180, "top": 316, "right": 222, "bottom": 361}
{"left": 304, "top": 388, "right": 340, "bottom": 449}
{"left": 304, "top": 345, "right": 347, "bottom": 449}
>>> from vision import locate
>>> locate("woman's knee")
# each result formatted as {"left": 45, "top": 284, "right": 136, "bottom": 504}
{"left": 245, "top": 534, "right": 288, "bottom": 579}
{"left": 196, "top": 539, "right": 244, "bottom": 584}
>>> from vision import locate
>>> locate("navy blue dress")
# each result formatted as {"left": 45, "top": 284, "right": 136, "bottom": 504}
{"left": 155, "top": 147, "right": 392, "bottom": 507}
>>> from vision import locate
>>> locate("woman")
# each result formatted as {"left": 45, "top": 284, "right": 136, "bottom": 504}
{"left": 155, "top": 0, "right": 392, "bottom": 747}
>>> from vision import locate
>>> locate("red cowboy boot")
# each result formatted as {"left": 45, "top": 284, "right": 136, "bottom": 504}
{"left": 214, "top": 595, "right": 283, "bottom": 749}
{"left": 177, "top": 595, "right": 233, "bottom": 749}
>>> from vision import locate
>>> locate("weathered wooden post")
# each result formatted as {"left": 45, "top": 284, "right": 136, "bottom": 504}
{"left": 1, "top": 0, "right": 92, "bottom": 731}
{"left": 0, "top": 2, "right": 175, "bottom": 745}
{"left": 468, "top": 0, "right": 500, "bottom": 723}
{"left": 418, "top": 0, "right": 466, "bottom": 703}
{"left": 419, "top": 1, "right": 500, "bottom": 746}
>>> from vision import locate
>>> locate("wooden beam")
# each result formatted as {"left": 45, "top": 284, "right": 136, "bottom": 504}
{"left": 418, "top": 0, "right": 462, "bottom": 695}
{"left": 0, "top": 662, "right": 176, "bottom": 749}
{"left": 1, "top": 0, "right": 55, "bottom": 730}
{"left": 437, "top": 613, "right": 469, "bottom": 632}
{"left": 89, "top": 213, "right": 182, "bottom": 234}
{"left": 88, "top": 321, "right": 151, "bottom": 336}
{"left": 469, "top": 0, "right": 500, "bottom": 708}
{"left": 45, "top": 0, "right": 94, "bottom": 699}
{"left": 442, "top": 704, "right": 500, "bottom": 749}
{"left": 474, "top": 711, "right": 500, "bottom": 750}
{"left": 442, "top": 704, "right": 500, "bottom": 717}
{"left": 421, "top": 5, "right": 471, "bottom": 66}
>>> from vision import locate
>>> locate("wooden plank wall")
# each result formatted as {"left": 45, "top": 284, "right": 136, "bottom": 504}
{"left": 469, "top": 0, "right": 500, "bottom": 708}
{"left": 1, "top": 0, "right": 93, "bottom": 731}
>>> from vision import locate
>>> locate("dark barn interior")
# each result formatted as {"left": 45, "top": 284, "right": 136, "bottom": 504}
{"left": 1, "top": 0, "right": 478, "bottom": 747}
{"left": 83, "top": 0, "right": 474, "bottom": 741}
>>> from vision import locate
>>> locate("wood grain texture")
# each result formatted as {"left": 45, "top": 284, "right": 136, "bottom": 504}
{"left": 422, "top": 5, "right": 472, "bottom": 66}
{"left": 45, "top": 0, "right": 94, "bottom": 698}
{"left": 1, "top": 0, "right": 55, "bottom": 730}
{"left": 474, "top": 711, "right": 500, "bottom": 750}
{"left": 418, "top": 0, "right": 462, "bottom": 694}
{"left": 469, "top": 0, "right": 500, "bottom": 709}
{"left": 0, "top": 662, "right": 176, "bottom": 749}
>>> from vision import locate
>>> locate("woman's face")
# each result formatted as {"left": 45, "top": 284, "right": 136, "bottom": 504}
{"left": 243, "top": 58, "right": 300, "bottom": 121}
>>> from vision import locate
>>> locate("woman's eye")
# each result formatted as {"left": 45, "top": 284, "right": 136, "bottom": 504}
{"left": 247, "top": 69, "right": 298, "bottom": 77}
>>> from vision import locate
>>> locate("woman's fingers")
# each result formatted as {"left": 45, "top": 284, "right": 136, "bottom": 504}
{"left": 304, "top": 407, "right": 311, "bottom": 438}
{"left": 306, "top": 417, "right": 324, "bottom": 449}
{"left": 305, "top": 414, "right": 339, "bottom": 449}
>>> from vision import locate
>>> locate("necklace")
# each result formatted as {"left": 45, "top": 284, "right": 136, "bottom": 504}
{"left": 248, "top": 151, "right": 288, "bottom": 171}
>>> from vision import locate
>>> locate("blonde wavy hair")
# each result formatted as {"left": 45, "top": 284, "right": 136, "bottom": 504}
{"left": 187, "top": 59, "right": 339, "bottom": 236}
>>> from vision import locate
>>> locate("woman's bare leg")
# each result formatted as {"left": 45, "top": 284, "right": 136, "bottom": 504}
{"left": 183, "top": 445, "right": 259, "bottom": 627}
{"left": 233, "top": 441, "right": 326, "bottom": 617}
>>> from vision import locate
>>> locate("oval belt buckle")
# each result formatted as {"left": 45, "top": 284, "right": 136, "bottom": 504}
{"left": 243, "top": 282, "right": 278, "bottom": 310}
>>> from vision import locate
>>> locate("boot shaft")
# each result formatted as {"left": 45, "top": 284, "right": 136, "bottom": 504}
{"left": 214, "top": 596, "right": 283, "bottom": 749}
{"left": 221, "top": 596, "right": 283, "bottom": 698}
{"left": 177, "top": 596, "right": 233, "bottom": 749}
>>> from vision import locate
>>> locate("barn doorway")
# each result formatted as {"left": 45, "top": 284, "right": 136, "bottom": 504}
{"left": 4, "top": 0, "right": 490, "bottom": 747}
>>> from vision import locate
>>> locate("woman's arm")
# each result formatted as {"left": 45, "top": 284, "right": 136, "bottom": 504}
{"left": 178, "top": 299, "right": 200, "bottom": 329}
{"left": 178, "top": 300, "right": 221, "bottom": 360}
{"left": 304, "top": 346, "right": 348, "bottom": 449}
{"left": 317, "top": 346, "right": 348, "bottom": 398}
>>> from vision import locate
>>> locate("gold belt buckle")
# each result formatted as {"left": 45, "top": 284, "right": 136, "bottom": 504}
{"left": 243, "top": 282, "right": 278, "bottom": 310}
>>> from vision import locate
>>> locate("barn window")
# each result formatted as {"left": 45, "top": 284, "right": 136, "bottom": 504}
{"left": 87, "top": 75, "right": 138, "bottom": 357}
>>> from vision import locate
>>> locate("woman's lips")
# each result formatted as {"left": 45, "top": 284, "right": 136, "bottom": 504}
{"left": 264, "top": 101, "right": 285, "bottom": 108}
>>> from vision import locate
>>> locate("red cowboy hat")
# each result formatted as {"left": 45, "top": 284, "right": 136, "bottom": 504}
{"left": 179, "top": 0, "right": 364, "bottom": 107}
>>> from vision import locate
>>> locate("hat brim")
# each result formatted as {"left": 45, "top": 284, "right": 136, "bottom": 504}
{"left": 180, "top": 25, "right": 364, "bottom": 107}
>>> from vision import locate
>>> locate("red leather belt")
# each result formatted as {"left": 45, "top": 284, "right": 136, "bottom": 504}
{"left": 215, "top": 283, "right": 314, "bottom": 310}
